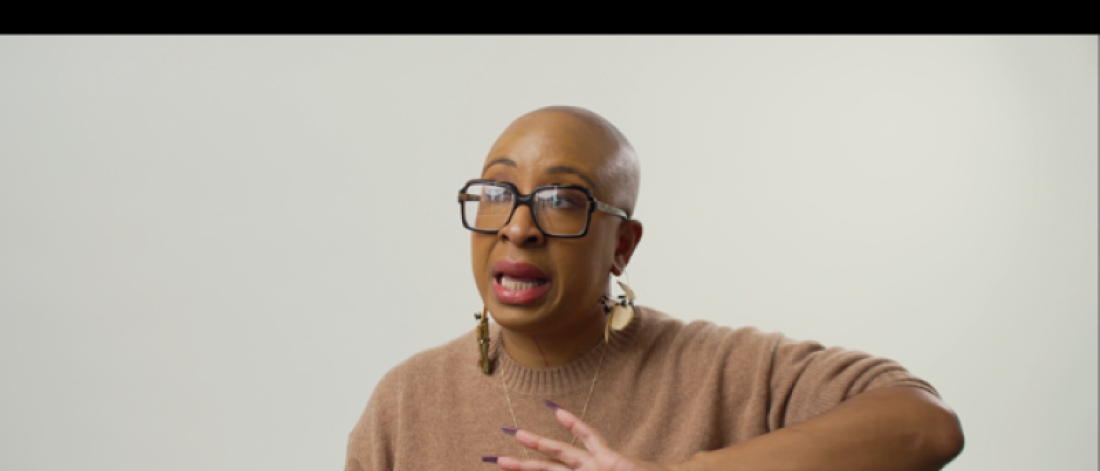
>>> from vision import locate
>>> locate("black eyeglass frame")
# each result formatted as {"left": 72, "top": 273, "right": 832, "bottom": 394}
{"left": 458, "top": 179, "right": 629, "bottom": 238}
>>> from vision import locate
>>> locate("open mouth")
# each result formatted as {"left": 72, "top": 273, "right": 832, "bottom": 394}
{"left": 495, "top": 273, "right": 550, "bottom": 290}
{"left": 492, "top": 260, "right": 551, "bottom": 305}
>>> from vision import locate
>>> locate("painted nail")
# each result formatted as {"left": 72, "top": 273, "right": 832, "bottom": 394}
{"left": 544, "top": 400, "right": 561, "bottom": 411}
{"left": 481, "top": 455, "right": 499, "bottom": 463}
{"left": 502, "top": 426, "right": 518, "bottom": 436}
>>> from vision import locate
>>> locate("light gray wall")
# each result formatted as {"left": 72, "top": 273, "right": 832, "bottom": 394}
{"left": 0, "top": 36, "right": 1095, "bottom": 471}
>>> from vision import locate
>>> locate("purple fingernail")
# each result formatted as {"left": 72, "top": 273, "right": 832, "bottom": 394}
{"left": 502, "top": 426, "right": 518, "bottom": 436}
{"left": 544, "top": 400, "right": 561, "bottom": 411}
{"left": 481, "top": 455, "right": 499, "bottom": 463}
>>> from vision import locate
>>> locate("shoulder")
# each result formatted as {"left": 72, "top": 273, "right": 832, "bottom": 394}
{"left": 634, "top": 306, "right": 936, "bottom": 405}
{"left": 349, "top": 329, "right": 477, "bottom": 437}
{"left": 375, "top": 329, "right": 477, "bottom": 395}
{"left": 635, "top": 305, "right": 786, "bottom": 359}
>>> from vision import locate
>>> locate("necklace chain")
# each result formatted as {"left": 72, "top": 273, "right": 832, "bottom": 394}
{"left": 500, "top": 339, "right": 608, "bottom": 459}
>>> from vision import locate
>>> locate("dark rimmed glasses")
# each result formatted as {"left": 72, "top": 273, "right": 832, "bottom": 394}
{"left": 458, "top": 180, "right": 629, "bottom": 238}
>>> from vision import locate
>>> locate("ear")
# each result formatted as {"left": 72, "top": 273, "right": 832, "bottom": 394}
{"left": 611, "top": 220, "right": 643, "bottom": 276}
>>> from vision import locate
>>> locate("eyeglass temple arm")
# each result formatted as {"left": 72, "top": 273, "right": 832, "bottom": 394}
{"left": 594, "top": 201, "right": 629, "bottom": 220}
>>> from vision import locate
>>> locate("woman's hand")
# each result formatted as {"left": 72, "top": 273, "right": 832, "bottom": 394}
{"left": 483, "top": 401, "right": 679, "bottom": 471}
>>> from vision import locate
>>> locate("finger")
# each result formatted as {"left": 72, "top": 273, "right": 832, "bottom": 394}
{"left": 547, "top": 403, "right": 609, "bottom": 456}
{"left": 511, "top": 428, "right": 589, "bottom": 468}
{"left": 494, "top": 455, "right": 572, "bottom": 471}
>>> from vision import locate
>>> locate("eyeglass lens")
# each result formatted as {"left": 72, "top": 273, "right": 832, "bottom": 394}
{"left": 462, "top": 183, "right": 591, "bottom": 236}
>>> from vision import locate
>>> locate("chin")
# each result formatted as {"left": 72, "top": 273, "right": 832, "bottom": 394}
{"left": 486, "top": 302, "right": 553, "bottom": 331}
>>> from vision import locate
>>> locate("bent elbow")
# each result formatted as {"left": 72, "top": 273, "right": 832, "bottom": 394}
{"left": 922, "top": 406, "right": 964, "bottom": 467}
{"left": 939, "top": 411, "right": 965, "bottom": 461}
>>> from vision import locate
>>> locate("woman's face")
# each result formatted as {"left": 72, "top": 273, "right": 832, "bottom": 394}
{"left": 471, "top": 112, "right": 636, "bottom": 337}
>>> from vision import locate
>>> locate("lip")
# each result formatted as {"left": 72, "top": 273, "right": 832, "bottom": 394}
{"left": 492, "top": 260, "right": 551, "bottom": 305}
{"left": 493, "top": 260, "right": 549, "bottom": 279}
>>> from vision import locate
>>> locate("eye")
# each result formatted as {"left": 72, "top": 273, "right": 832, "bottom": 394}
{"left": 482, "top": 186, "right": 513, "bottom": 202}
{"left": 538, "top": 189, "right": 586, "bottom": 210}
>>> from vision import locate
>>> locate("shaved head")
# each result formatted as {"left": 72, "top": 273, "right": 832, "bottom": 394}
{"left": 488, "top": 106, "right": 641, "bottom": 217}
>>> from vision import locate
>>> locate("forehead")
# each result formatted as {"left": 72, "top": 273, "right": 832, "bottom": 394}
{"left": 481, "top": 112, "right": 619, "bottom": 190}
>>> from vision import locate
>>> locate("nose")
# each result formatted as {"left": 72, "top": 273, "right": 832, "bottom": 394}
{"left": 499, "top": 202, "right": 545, "bottom": 246}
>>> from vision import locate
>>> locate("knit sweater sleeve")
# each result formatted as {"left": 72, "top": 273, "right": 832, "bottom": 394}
{"left": 764, "top": 334, "right": 939, "bottom": 431}
{"left": 345, "top": 366, "right": 404, "bottom": 471}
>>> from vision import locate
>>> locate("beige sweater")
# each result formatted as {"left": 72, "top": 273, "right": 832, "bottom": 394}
{"left": 345, "top": 307, "right": 936, "bottom": 470}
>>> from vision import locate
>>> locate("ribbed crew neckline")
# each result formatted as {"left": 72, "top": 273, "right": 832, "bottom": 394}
{"left": 482, "top": 307, "right": 645, "bottom": 396}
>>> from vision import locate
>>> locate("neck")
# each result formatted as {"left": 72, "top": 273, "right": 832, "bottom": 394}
{"left": 500, "top": 307, "right": 606, "bottom": 369}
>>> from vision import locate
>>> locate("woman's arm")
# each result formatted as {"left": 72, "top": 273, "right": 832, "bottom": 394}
{"left": 495, "top": 386, "right": 962, "bottom": 471}
{"left": 675, "top": 386, "right": 963, "bottom": 471}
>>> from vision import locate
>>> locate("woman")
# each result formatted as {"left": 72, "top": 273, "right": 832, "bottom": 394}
{"left": 345, "top": 106, "right": 964, "bottom": 471}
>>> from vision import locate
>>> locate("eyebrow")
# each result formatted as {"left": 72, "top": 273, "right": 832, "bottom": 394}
{"left": 547, "top": 165, "right": 599, "bottom": 191}
{"left": 481, "top": 157, "right": 599, "bottom": 191}
{"left": 482, "top": 157, "right": 517, "bottom": 173}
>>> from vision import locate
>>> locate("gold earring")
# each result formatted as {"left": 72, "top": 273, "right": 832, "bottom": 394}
{"left": 475, "top": 306, "right": 491, "bottom": 374}
{"left": 604, "top": 281, "right": 636, "bottom": 342}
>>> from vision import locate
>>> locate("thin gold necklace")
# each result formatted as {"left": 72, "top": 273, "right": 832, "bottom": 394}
{"left": 500, "top": 338, "right": 608, "bottom": 459}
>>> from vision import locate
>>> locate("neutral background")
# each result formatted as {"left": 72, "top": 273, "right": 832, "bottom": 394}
{"left": 0, "top": 36, "right": 1095, "bottom": 471}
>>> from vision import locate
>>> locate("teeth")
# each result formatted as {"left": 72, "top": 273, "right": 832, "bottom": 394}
{"left": 501, "top": 275, "right": 547, "bottom": 291}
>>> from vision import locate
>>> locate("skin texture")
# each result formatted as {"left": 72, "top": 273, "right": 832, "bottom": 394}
{"left": 477, "top": 107, "right": 964, "bottom": 470}
{"left": 473, "top": 107, "right": 643, "bottom": 369}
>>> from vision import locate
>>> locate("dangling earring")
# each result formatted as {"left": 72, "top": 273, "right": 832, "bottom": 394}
{"left": 603, "top": 280, "right": 636, "bottom": 342}
{"left": 474, "top": 306, "right": 491, "bottom": 374}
